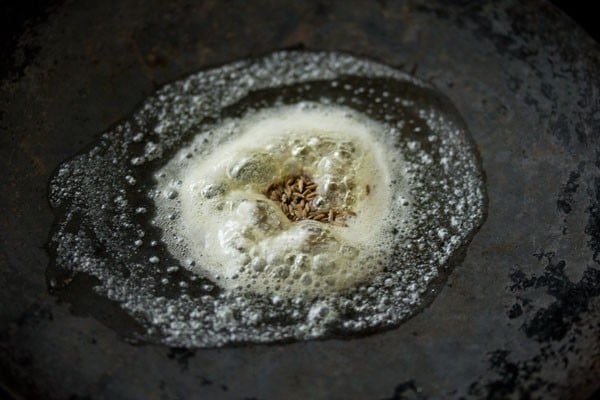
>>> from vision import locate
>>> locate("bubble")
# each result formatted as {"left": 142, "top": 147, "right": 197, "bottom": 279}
{"left": 228, "top": 152, "right": 277, "bottom": 186}
{"left": 47, "top": 51, "right": 485, "bottom": 348}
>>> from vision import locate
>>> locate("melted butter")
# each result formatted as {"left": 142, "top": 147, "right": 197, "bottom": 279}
{"left": 48, "top": 51, "right": 485, "bottom": 347}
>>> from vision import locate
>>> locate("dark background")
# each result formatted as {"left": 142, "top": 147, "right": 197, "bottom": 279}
{"left": 0, "top": 1, "right": 598, "bottom": 80}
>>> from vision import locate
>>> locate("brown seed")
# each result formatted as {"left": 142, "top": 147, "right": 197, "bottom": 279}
{"left": 366, "top": 184, "right": 370, "bottom": 195}
{"left": 262, "top": 174, "right": 354, "bottom": 227}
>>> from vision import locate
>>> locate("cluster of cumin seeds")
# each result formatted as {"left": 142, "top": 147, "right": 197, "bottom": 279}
{"left": 265, "top": 174, "right": 355, "bottom": 226}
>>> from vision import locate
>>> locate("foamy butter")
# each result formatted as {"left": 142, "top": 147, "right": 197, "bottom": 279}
{"left": 156, "top": 103, "right": 407, "bottom": 297}
{"left": 48, "top": 51, "right": 486, "bottom": 347}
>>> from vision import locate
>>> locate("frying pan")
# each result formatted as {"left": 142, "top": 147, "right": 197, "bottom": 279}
{"left": 1, "top": 0, "right": 599, "bottom": 399}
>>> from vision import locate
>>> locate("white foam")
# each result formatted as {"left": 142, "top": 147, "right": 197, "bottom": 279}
{"left": 155, "top": 104, "right": 410, "bottom": 297}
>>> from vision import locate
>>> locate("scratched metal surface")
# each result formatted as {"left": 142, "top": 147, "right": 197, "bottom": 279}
{"left": 0, "top": 1, "right": 599, "bottom": 399}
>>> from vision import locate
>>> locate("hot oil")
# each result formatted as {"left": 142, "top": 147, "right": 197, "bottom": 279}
{"left": 47, "top": 52, "right": 486, "bottom": 347}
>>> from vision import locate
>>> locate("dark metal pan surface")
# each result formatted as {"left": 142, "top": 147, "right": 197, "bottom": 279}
{"left": 1, "top": 1, "right": 599, "bottom": 399}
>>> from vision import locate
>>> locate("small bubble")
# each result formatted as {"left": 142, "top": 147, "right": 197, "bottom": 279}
{"left": 271, "top": 296, "right": 283, "bottom": 305}
{"left": 131, "top": 157, "right": 144, "bottom": 166}
{"left": 166, "top": 266, "right": 180, "bottom": 274}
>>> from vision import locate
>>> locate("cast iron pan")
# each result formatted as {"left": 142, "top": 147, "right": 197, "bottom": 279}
{"left": 1, "top": 1, "right": 599, "bottom": 399}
